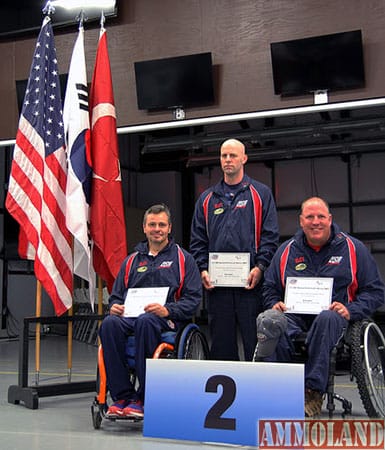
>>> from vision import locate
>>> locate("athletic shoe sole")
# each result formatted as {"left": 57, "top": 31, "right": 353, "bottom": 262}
{"left": 123, "top": 408, "right": 144, "bottom": 418}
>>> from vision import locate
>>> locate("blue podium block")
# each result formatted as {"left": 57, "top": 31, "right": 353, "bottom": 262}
{"left": 143, "top": 359, "right": 304, "bottom": 447}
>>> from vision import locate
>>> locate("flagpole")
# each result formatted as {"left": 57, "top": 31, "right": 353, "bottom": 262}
{"left": 42, "top": 1, "right": 55, "bottom": 17}
{"left": 97, "top": 276, "right": 104, "bottom": 347}
{"left": 34, "top": 0, "right": 53, "bottom": 390}
{"left": 65, "top": 10, "right": 83, "bottom": 387}
{"left": 96, "top": 12, "right": 106, "bottom": 331}
{"left": 67, "top": 305, "right": 73, "bottom": 382}
{"left": 67, "top": 232, "right": 73, "bottom": 384}
{"left": 35, "top": 281, "right": 42, "bottom": 385}
{"left": 98, "top": 276, "right": 104, "bottom": 319}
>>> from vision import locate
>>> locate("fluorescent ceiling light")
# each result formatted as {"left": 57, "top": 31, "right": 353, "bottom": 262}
{"left": 49, "top": 0, "right": 116, "bottom": 11}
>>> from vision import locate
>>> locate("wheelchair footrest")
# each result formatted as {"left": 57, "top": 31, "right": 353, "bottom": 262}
{"left": 103, "top": 414, "right": 143, "bottom": 422}
{"left": 91, "top": 399, "right": 144, "bottom": 429}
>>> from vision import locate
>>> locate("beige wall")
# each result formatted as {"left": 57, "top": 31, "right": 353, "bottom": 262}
{"left": 1, "top": 0, "right": 385, "bottom": 139}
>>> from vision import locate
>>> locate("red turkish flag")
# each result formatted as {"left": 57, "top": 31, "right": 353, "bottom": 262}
{"left": 89, "top": 27, "right": 127, "bottom": 292}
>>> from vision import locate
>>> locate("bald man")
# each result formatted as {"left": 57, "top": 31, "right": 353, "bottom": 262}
{"left": 259, "top": 196, "right": 385, "bottom": 416}
{"left": 190, "top": 138, "right": 279, "bottom": 361}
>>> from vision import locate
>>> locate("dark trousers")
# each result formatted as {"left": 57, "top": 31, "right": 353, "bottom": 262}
{"left": 99, "top": 313, "right": 173, "bottom": 403}
{"left": 268, "top": 310, "right": 347, "bottom": 393}
{"left": 207, "top": 287, "right": 262, "bottom": 361}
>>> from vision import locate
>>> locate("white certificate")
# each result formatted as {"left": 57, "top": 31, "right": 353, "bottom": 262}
{"left": 209, "top": 252, "right": 250, "bottom": 287}
{"left": 123, "top": 287, "right": 169, "bottom": 318}
{"left": 284, "top": 277, "right": 333, "bottom": 314}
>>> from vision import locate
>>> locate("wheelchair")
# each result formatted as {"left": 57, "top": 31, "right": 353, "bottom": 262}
{"left": 348, "top": 319, "right": 385, "bottom": 418}
{"left": 254, "top": 318, "right": 385, "bottom": 418}
{"left": 295, "top": 319, "right": 385, "bottom": 418}
{"left": 91, "top": 322, "right": 209, "bottom": 429}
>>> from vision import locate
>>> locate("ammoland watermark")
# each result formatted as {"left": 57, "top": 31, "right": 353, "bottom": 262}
{"left": 258, "top": 419, "right": 384, "bottom": 449}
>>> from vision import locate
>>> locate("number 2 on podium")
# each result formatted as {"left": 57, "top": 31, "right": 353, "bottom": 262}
{"left": 204, "top": 375, "right": 236, "bottom": 430}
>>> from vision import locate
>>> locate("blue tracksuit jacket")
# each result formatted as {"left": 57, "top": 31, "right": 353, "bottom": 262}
{"left": 190, "top": 174, "right": 279, "bottom": 271}
{"left": 99, "top": 238, "right": 202, "bottom": 403}
{"left": 262, "top": 222, "right": 384, "bottom": 392}
{"left": 263, "top": 223, "right": 384, "bottom": 319}
{"left": 190, "top": 174, "right": 279, "bottom": 361}
{"left": 109, "top": 238, "right": 202, "bottom": 321}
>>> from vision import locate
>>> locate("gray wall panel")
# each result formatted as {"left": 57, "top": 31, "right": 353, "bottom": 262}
{"left": 351, "top": 153, "right": 385, "bottom": 202}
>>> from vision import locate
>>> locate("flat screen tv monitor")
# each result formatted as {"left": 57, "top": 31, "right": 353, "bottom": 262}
{"left": 134, "top": 52, "right": 215, "bottom": 111}
{"left": 16, "top": 74, "right": 68, "bottom": 114}
{"left": 270, "top": 30, "right": 365, "bottom": 97}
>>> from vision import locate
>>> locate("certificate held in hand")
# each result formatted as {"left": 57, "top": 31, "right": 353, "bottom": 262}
{"left": 124, "top": 287, "right": 169, "bottom": 317}
{"left": 284, "top": 277, "right": 333, "bottom": 314}
{"left": 209, "top": 252, "right": 250, "bottom": 287}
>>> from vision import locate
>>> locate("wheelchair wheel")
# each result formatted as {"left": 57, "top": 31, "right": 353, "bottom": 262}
{"left": 91, "top": 402, "right": 103, "bottom": 429}
{"left": 177, "top": 323, "right": 209, "bottom": 359}
{"left": 350, "top": 320, "right": 385, "bottom": 417}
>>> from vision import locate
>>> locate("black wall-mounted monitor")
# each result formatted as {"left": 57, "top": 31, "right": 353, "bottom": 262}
{"left": 134, "top": 52, "right": 215, "bottom": 111}
{"left": 270, "top": 30, "right": 365, "bottom": 97}
{"left": 16, "top": 74, "right": 68, "bottom": 114}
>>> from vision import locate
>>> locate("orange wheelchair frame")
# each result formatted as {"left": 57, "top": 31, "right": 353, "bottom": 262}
{"left": 91, "top": 323, "right": 209, "bottom": 428}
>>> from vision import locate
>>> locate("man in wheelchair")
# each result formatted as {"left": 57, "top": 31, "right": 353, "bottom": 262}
{"left": 256, "top": 196, "right": 385, "bottom": 417}
{"left": 99, "top": 204, "right": 202, "bottom": 419}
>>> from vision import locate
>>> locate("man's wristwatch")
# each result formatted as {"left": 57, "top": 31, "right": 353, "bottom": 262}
{"left": 255, "top": 262, "right": 266, "bottom": 272}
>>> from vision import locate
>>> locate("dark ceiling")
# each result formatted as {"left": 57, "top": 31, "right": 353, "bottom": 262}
{"left": 135, "top": 99, "right": 385, "bottom": 171}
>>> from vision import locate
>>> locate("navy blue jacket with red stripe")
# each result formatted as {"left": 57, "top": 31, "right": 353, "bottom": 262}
{"left": 190, "top": 174, "right": 279, "bottom": 272}
{"left": 263, "top": 223, "right": 385, "bottom": 320}
{"left": 108, "top": 238, "right": 202, "bottom": 322}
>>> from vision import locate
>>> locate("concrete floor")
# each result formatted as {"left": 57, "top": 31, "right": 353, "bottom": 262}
{"left": 0, "top": 333, "right": 372, "bottom": 450}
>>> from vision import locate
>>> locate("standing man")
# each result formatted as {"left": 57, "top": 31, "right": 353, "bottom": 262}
{"left": 190, "top": 138, "right": 279, "bottom": 361}
{"left": 99, "top": 204, "right": 202, "bottom": 418}
{"left": 258, "top": 197, "right": 385, "bottom": 416}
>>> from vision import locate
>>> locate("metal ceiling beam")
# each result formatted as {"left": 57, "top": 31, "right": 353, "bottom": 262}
{"left": 142, "top": 116, "right": 385, "bottom": 154}
{"left": 185, "top": 138, "right": 385, "bottom": 167}
{"left": 2, "top": 97, "right": 385, "bottom": 148}
{"left": 118, "top": 97, "right": 385, "bottom": 135}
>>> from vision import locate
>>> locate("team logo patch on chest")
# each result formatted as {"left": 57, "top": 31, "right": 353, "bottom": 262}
{"left": 327, "top": 256, "right": 343, "bottom": 265}
{"left": 137, "top": 260, "right": 148, "bottom": 272}
{"left": 159, "top": 261, "right": 173, "bottom": 269}
{"left": 235, "top": 200, "right": 248, "bottom": 209}
{"left": 295, "top": 263, "right": 307, "bottom": 271}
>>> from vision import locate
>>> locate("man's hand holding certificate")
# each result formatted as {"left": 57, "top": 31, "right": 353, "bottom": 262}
{"left": 124, "top": 287, "right": 169, "bottom": 317}
{"left": 284, "top": 277, "right": 333, "bottom": 314}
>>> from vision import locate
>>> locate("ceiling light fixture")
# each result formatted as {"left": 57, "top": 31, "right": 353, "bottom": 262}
{"left": 48, "top": 0, "right": 116, "bottom": 11}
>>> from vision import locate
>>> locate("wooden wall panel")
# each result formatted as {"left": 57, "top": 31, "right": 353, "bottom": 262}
{"left": 1, "top": 0, "right": 385, "bottom": 138}
{"left": 0, "top": 41, "right": 18, "bottom": 139}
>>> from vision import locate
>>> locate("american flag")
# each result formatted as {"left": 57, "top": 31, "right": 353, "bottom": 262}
{"left": 5, "top": 16, "right": 73, "bottom": 315}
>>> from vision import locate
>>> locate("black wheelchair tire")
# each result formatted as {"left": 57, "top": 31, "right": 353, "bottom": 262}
{"left": 91, "top": 403, "right": 103, "bottom": 429}
{"left": 180, "top": 327, "right": 209, "bottom": 360}
{"left": 350, "top": 320, "right": 385, "bottom": 417}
